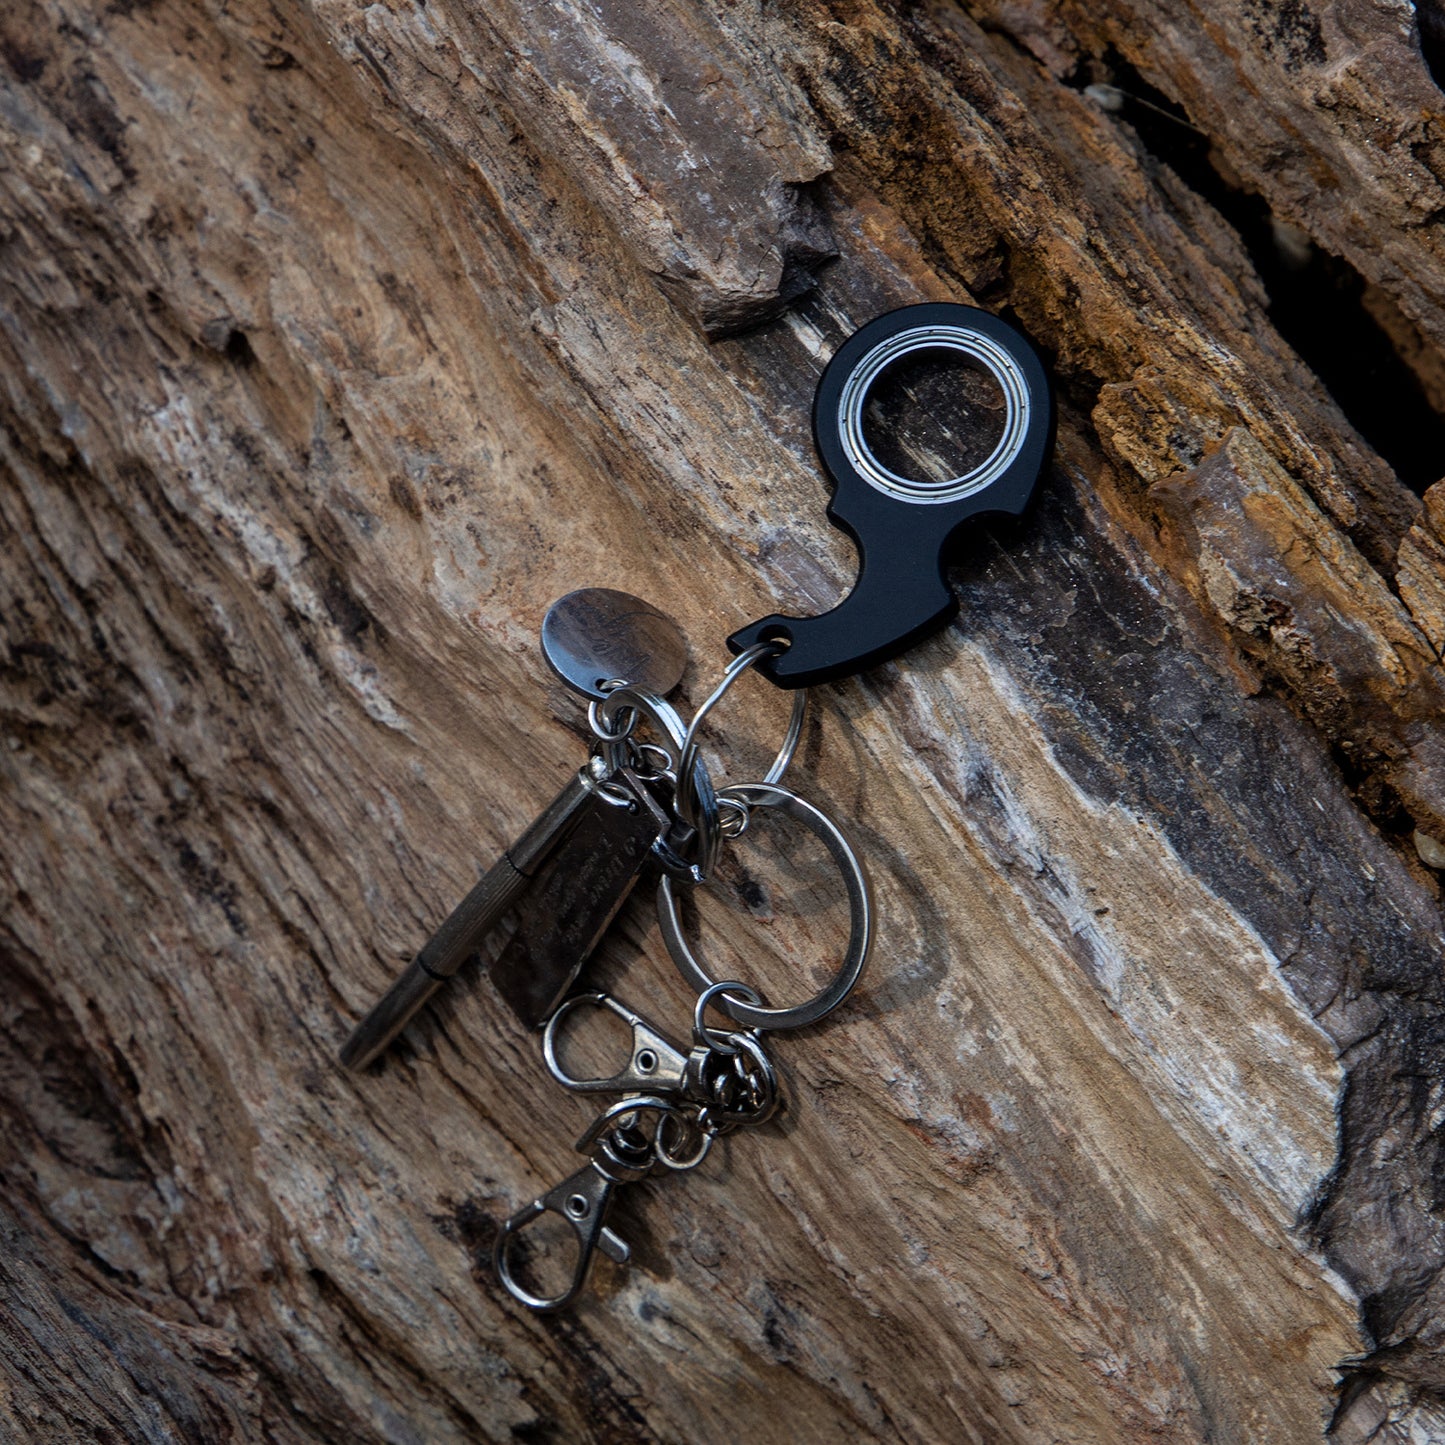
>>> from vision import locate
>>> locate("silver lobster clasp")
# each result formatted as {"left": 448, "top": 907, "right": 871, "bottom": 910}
{"left": 493, "top": 1096, "right": 679, "bottom": 1311}
{"left": 543, "top": 992, "right": 690, "bottom": 1095}
{"left": 493, "top": 1160, "right": 632, "bottom": 1312}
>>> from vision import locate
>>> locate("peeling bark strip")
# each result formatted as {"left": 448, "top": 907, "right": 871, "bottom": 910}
{"left": 462, "top": 0, "right": 836, "bottom": 334}
{"left": 7, "top": 0, "right": 1445, "bottom": 1436}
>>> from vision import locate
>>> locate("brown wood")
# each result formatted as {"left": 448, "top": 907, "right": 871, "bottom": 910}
{"left": 5, "top": 0, "right": 1445, "bottom": 1438}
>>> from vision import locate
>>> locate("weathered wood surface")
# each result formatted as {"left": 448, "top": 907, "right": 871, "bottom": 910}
{"left": 6, "top": 0, "right": 1445, "bottom": 1439}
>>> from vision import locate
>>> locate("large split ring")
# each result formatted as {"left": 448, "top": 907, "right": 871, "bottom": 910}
{"left": 656, "top": 781, "right": 873, "bottom": 1032}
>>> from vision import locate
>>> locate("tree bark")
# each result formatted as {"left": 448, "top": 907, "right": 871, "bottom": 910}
{"left": 5, "top": 0, "right": 1445, "bottom": 1439}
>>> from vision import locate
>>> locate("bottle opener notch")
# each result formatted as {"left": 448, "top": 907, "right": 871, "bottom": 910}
{"left": 728, "top": 302, "right": 1054, "bottom": 689}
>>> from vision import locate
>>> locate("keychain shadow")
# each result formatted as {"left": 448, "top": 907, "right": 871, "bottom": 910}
{"left": 746, "top": 507, "right": 1045, "bottom": 1028}
{"left": 753, "top": 685, "right": 965, "bottom": 1029}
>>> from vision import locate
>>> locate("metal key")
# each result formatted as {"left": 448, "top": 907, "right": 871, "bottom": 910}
{"left": 341, "top": 589, "right": 692, "bottom": 1071}
{"left": 488, "top": 768, "right": 673, "bottom": 1028}
{"left": 340, "top": 770, "right": 599, "bottom": 1070}
{"left": 485, "top": 693, "right": 719, "bottom": 1033}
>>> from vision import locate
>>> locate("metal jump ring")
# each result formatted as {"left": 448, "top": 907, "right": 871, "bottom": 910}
{"left": 657, "top": 781, "right": 873, "bottom": 1032}
{"left": 693, "top": 981, "right": 764, "bottom": 1053}
{"left": 576, "top": 764, "right": 638, "bottom": 809}
{"left": 587, "top": 679, "right": 634, "bottom": 739}
{"left": 673, "top": 643, "right": 808, "bottom": 839}
{"left": 717, "top": 796, "right": 751, "bottom": 838}
{"left": 630, "top": 742, "right": 675, "bottom": 782}
{"left": 596, "top": 685, "right": 721, "bottom": 879}
{"left": 716, "top": 1032, "right": 782, "bottom": 1130}
{"left": 587, "top": 678, "right": 638, "bottom": 777}
{"left": 653, "top": 1113, "right": 714, "bottom": 1172}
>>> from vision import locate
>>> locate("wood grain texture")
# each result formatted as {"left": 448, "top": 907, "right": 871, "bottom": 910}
{"left": 6, "top": 0, "right": 1445, "bottom": 1439}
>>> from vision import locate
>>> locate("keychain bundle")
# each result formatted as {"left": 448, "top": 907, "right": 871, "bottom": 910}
{"left": 492, "top": 647, "right": 867, "bottom": 1309}
{"left": 342, "top": 302, "right": 1054, "bottom": 1310}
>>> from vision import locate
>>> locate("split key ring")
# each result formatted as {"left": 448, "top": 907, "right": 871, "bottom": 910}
{"left": 656, "top": 781, "right": 873, "bottom": 1033}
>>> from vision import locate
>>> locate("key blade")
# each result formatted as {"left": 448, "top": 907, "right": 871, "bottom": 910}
{"left": 491, "top": 777, "right": 664, "bottom": 1028}
{"left": 340, "top": 770, "right": 595, "bottom": 1070}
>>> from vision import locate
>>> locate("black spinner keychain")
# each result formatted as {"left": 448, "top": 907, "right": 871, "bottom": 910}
{"left": 342, "top": 302, "right": 1054, "bottom": 1309}
{"left": 730, "top": 302, "right": 1053, "bottom": 686}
